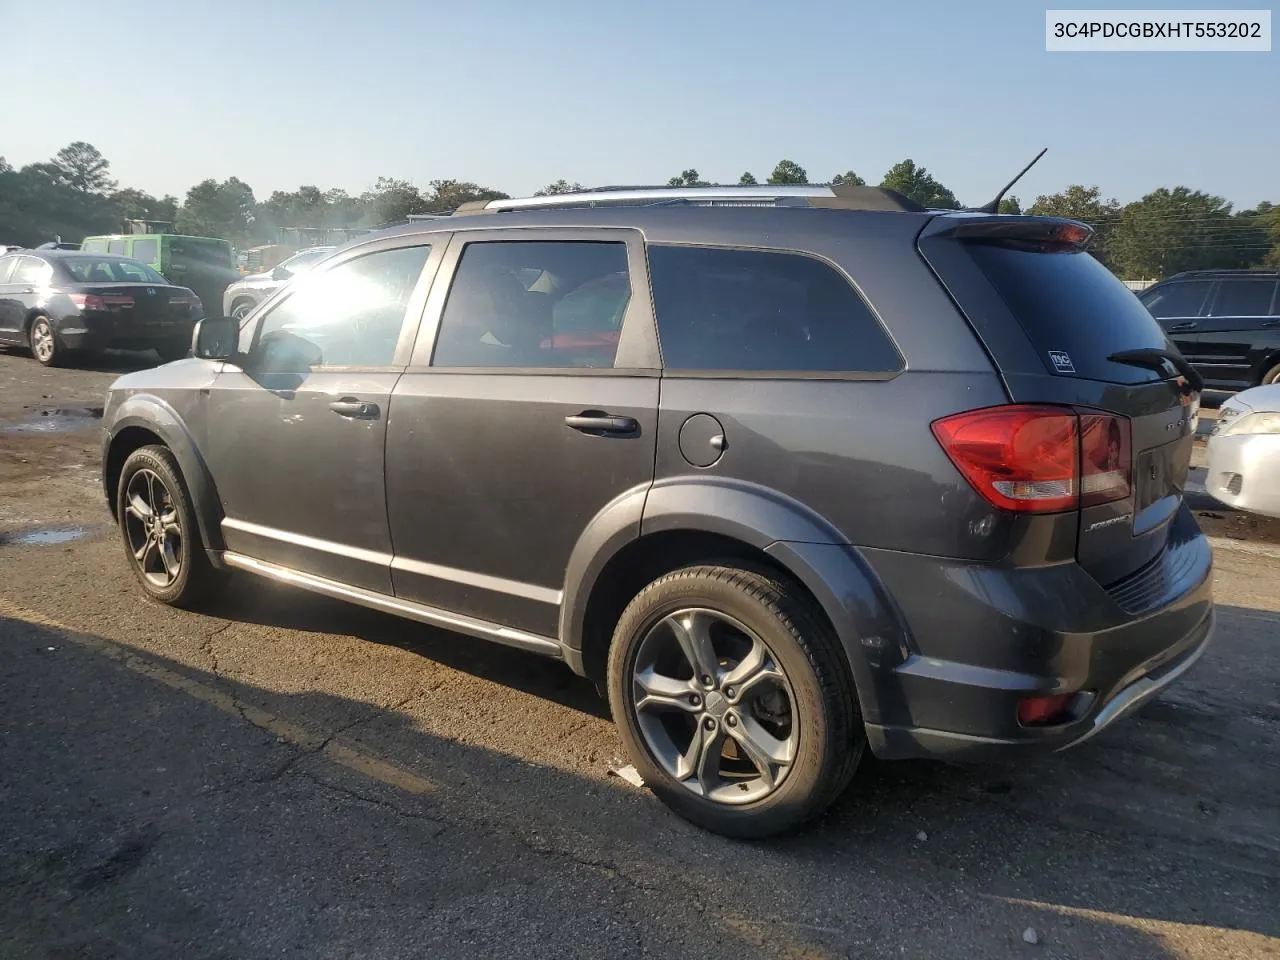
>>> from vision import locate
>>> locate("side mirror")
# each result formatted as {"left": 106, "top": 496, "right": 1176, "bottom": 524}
{"left": 193, "top": 316, "right": 239, "bottom": 362}
{"left": 271, "top": 265, "right": 291, "bottom": 281}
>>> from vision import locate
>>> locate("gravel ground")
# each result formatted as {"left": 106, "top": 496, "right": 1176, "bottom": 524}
{"left": 1, "top": 348, "right": 1277, "bottom": 960}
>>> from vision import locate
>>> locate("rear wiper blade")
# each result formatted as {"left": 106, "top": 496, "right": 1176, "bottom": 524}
{"left": 1108, "top": 348, "right": 1203, "bottom": 394}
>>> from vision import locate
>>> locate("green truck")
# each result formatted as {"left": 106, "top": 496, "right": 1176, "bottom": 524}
{"left": 80, "top": 233, "right": 240, "bottom": 319}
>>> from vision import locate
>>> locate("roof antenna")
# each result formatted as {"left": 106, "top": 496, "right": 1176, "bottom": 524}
{"left": 968, "top": 147, "right": 1047, "bottom": 214}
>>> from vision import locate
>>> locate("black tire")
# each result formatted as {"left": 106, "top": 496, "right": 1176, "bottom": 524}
{"left": 116, "top": 445, "right": 226, "bottom": 607}
{"left": 27, "top": 314, "right": 64, "bottom": 367}
{"left": 230, "top": 298, "right": 256, "bottom": 321}
{"left": 156, "top": 340, "right": 190, "bottom": 363}
{"left": 1260, "top": 362, "right": 1280, "bottom": 386}
{"left": 607, "top": 565, "right": 864, "bottom": 839}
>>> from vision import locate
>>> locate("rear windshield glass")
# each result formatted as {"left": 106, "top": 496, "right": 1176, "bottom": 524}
{"left": 967, "top": 246, "right": 1170, "bottom": 384}
{"left": 60, "top": 256, "right": 167, "bottom": 284}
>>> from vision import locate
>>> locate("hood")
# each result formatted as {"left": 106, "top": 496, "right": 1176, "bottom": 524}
{"left": 1225, "top": 383, "right": 1280, "bottom": 414}
{"left": 108, "top": 357, "right": 218, "bottom": 396}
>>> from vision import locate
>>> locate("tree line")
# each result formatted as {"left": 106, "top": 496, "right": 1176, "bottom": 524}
{"left": 2, "top": 143, "right": 1277, "bottom": 279}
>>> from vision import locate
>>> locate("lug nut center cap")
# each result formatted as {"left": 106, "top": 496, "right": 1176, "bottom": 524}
{"left": 702, "top": 690, "right": 729, "bottom": 719}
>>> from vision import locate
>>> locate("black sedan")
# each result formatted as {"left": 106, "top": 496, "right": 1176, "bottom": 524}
{"left": 0, "top": 250, "right": 203, "bottom": 367}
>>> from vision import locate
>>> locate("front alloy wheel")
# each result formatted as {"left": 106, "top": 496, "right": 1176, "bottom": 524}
{"left": 116, "top": 444, "right": 226, "bottom": 607}
{"left": 631, "top": 608, "right": 797, "bottom": 804}
{"left": 123, "top": 468, "right": 183, "bottom": 588}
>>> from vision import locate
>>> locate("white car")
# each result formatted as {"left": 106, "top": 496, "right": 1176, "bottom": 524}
{"left": 1205, "top": 384, "right": 1280, "bottom": 518}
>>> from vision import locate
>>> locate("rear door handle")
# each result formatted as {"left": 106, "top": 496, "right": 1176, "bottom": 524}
{"left": 1166, "top": 321, "right": 1197, "bottom": 332}
{"left": 564, "top": 412, "right": 638, "bottom": 435}
{"left": 329, "top": 397, "right": 380, "bottom": 419}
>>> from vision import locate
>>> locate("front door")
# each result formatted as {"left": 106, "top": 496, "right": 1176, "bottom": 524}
{"left": 203, "top": 239, "right": 440, "bottom": 593}
{"left": 385, "top": 230, "right": 660, "bottom": 638}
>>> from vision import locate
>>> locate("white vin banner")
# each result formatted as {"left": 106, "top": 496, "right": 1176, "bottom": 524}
{"left": 1046, "top": 9, "right": 1272, "bottom": 51}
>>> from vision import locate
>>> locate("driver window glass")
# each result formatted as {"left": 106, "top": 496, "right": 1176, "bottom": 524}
{"left": 251, "top": 244, "right": 430, "bottom": 369}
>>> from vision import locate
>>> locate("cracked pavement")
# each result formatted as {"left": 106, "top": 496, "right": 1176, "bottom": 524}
{"left": 1, "top": 350, "right": 1278, "bottom": 959}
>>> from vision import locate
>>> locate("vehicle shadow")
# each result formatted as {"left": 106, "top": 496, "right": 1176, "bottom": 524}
{"left": 10, "top": 611, "right": 1274, "bottom": 959}
{"left": 199, "top": 575, "right": 610, "bottom": 720}
{"left": 10, "top": 604, "right": 1280, "bottom": 957}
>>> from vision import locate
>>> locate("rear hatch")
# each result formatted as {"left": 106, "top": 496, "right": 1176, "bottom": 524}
{"left": 919, "top": 216, "right": 1199, "bottom": 586}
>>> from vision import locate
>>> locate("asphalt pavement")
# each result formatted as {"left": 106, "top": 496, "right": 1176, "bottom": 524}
{"left": 1, "top": 349, "right": 1277, "bottom": 960}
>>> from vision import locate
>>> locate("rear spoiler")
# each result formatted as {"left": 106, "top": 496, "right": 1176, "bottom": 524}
{"left": 1108, "top": 347, "right": 1205, "bottom": 394}
{"left": 929, "top": 216, "right": 1094, "bottom": 251}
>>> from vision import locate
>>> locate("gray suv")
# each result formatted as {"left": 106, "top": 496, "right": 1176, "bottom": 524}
{"left": 100, "top": 185, "right": 1214, "bottom": 838}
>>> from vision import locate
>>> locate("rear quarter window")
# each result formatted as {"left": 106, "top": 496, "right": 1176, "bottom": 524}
{"left": 647, "top": 245, "right": 902, "bottom": 374}
{"left": 967, "top": 246, "right": 1171, "bottom": 383}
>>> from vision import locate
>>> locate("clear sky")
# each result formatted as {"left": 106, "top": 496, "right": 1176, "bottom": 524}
{"left": 3, "top": 0, "right": 1276, "bottom": 208}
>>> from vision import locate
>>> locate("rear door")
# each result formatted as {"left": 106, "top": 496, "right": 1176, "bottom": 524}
{"left": 0, "top": 255, "right": 21, "bottom": 341}
{"left": 384, "top": 229, "right": 660, "bottom": 638}
{"left": 1196, "top": 278, "right": 1280, "bottom": 389}
{"left": 920, "top": 219, "right": 1200, "bottom": 587}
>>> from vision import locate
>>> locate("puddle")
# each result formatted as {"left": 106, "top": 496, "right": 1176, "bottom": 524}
{"left": 0, "top": 406, "right": 105, "bottom": 435}
{"left": 0, "top": 527, "right": 90, "bottom": 546}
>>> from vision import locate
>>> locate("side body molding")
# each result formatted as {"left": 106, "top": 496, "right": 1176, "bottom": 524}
{"left": 559, "top": 476, "right": 912, "bottom": 724}
{"left": 103, "top": 393, "right": 226, "bottom": 555}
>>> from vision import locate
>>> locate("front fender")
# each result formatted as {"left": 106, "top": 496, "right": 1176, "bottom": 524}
{"left": 103, "top": 393, "right": 225, "bottom": 552}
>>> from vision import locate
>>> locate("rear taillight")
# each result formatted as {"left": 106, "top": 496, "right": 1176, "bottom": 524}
{"left": 931, "top": 404, "right": 1131, "bottom": 514}
{"left": 69, "top": 293, "right": 106, "bottom": 311}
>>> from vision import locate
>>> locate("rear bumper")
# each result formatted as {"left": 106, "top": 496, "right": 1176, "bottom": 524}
{"left": 1204, "top": 432, "right": 1280, "bottom": 519}
{"left": 57, "top": 313, "right": 194, "bottom": 351}
{"left": 856, "top": 503, "right": 1214, "bottom": 761}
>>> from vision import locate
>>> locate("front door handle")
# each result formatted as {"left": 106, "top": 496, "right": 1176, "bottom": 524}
{"left": 564, "top": 412, "right": 638, "bottom": 435}
{"left": 329, "top": 397, "right": 380, "bottom": 419}
{"left": 1166, "top": 321, "right": 1197, "bottom": 332}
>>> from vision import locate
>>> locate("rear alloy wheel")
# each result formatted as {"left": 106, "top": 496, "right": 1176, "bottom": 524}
{"left": 28, "top": 315, "right": 63, "bottom": 367}
{"left": 117, "top": 445, "right": 225, "bottom": 607}
{"left": 607, "top": 565, "right": 864, "bottom": 838}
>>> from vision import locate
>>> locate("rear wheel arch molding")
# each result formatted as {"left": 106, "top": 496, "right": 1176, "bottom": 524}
{"left": 560, "top": 477, "right": 908, "bottom": 723}
{"left": 105, "top": 397, "right": 225, "bottom": 553}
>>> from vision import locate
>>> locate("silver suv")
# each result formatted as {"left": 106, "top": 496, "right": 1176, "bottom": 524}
{"left": 101, "top": 185, "right": 1214, "bottom": 838}
{"left": 221, "top": 245, "right": 335, "bottom": 319}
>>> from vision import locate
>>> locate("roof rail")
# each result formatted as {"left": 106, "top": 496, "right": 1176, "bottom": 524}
{"left": 456, "top": 183, "right": 926, "bottom": 215}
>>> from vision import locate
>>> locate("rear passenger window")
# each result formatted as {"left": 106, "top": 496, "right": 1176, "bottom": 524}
{"left": 432, "top": 241, "right": 630, "bottom": 369}
{"left": 1141, "top": 281, "right": 1212, "bottom": 319}
{"left": 1209, "top": 279, "right": 1277, "bottom": 317}
{"left": 108, "top": 239, "right": 127, "bottom": 255}
{"left": 81, "top": 239, "right": 108, "bottom": 254}
{"left": 11, "top": 257, "right": 51, "bottom": 285}
{"left": 0, "top": 256, "right": 15, "bottom": 283}
{"left": 647, "top": 245, "right": 901, "bottom": 374}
